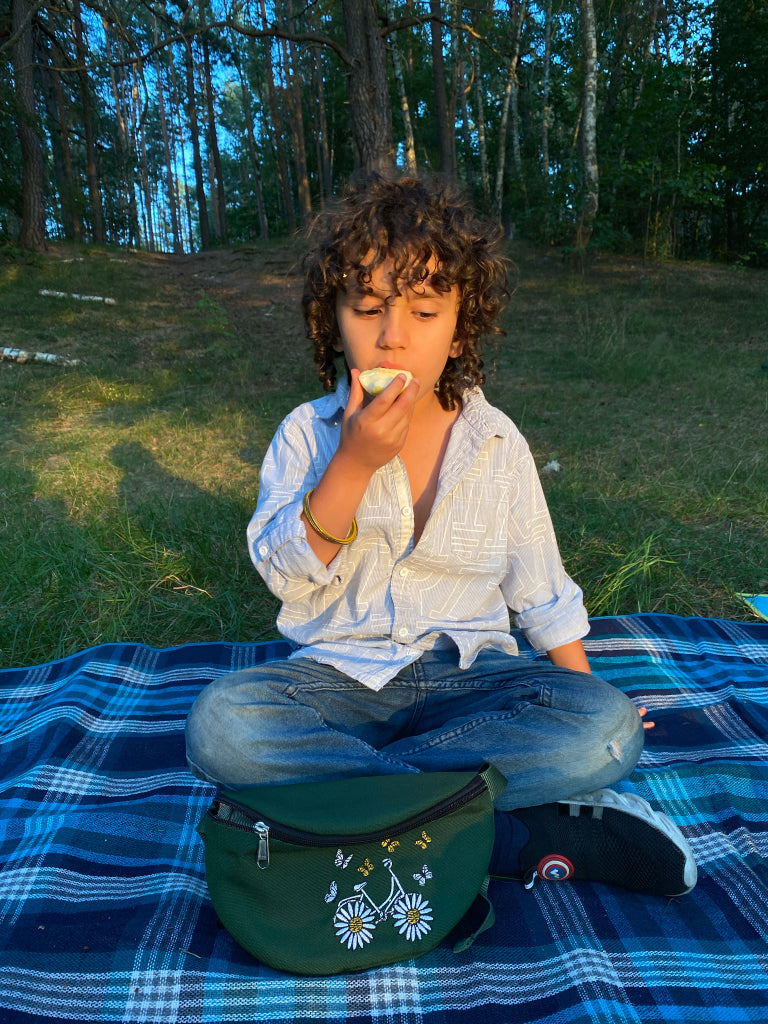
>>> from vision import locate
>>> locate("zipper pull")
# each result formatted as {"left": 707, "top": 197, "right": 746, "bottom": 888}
{"left": 255, "top": 822, "right": 270, "bottom": 869}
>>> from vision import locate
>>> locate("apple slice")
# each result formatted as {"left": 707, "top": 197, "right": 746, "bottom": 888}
{"left": 358, "top": 368, "right": 414, "bottom": 395}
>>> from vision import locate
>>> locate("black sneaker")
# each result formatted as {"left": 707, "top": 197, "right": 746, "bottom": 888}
{"left": 508, "top": 789, "right": 697, "bottom": 897}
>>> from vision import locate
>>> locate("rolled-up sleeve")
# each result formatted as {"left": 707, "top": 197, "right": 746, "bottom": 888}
{"left": 247, "top": 414, "right": 341, "bottom": 600}
{"left": 500, "top": 438, "right": 589, "bottom": 652}
{"left": 511, "top": 575, "right": 589, "bottom": 652}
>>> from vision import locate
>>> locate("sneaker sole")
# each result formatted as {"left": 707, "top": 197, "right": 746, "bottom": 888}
{"left": 511, "top": 788, "right": 697, "bottom": 897}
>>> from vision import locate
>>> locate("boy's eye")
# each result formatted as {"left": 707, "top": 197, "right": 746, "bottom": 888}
{"left": 354, "top": 306, "right": 381, "bottom": 317}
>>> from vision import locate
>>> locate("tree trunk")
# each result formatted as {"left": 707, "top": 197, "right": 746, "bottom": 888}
{"left": 386, "top": 0, "right": 417, "bottom": 175}
{"left": 279, "top": 3, "right": 312, "bottom": 226}
{"left": 473, "top": 42, "right": 490, "bottom": 206}
{"left": 182, "top": 33, "right": 210, "bottom": 249}
{"left": 105, "top": 25, "right": 140, "bottom": 247}
{"left": 457, "top": 58, "right": 474, "bottom": 186}
{"left": 341, "top": 0, "right": 394, "bottom": 174}
{"left": 40, "top": 41, "right": 77, "bottom": 241}
{"left": 510, "top": 54, "right": 523, "bottom": 184}
{"left": 154, "top": 44, "right": 183, "bottom": 253}
{"left": 259, "top": 0, "right": 296, "bottom": 232}
{"left": 447, "top": 0, "right": 461, "bottom": 175}
{"left": 574, "top": 0, "right": 599, "bottom": 250}
{"left": 133, "top": 72, "right": 154, "bottom": 250}
{"left": 541, "top": 0, "right": 552, "bottom": 181}
{"left": 72, "top": 0, "right": 105, "bottom": 243}
{"left": 201, "top": 28, "right": 228, "bottom": 243}
{"left": 493, "top": 1, "right": 526, "bottom": 223}
{"left": 11, "top": 0, "right": 46, "bottom": 250}
{"left": 167, "top": 44, "right": 194, "bottom": 251}
{"left": 231, "top": 37, "right": 269, "bottom": 237}
{"left": 313, "top": 46, "right": 333, "bottom": 202}
{"left": 429, "top": 0, "right": 455, "bottom": 177}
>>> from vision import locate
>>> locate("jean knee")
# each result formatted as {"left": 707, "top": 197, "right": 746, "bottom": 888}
{"left": 185, "top": 668, "right": 281, "bottom": 783}
{"left": 185, "top": 675, "right": 229, "bottom": 780}
{"left": 591, "top": 682, "right": 645, "bottom": 777}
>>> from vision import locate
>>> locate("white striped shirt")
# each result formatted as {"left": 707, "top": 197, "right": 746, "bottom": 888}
{"left": 248, "top": 381, "right": 589, "bottom": 690}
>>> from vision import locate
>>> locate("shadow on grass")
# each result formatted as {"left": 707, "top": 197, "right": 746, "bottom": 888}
{"left": 110, "top": 439, "right": 279, "bottom": 641}
{"left": 0, "top": 442, "right": 280, "bottom": 669}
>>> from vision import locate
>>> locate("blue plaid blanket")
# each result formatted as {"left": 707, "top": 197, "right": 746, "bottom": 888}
{"left": 2, "top": 614, "right": 767, "bottom": 1023}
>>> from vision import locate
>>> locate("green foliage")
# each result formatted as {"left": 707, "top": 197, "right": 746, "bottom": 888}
{"left": 696, "top": 0, "right": 768, "bottom": 259}
{"left": 587, "top": 534, "right": 677, "bottom": 617}
{"left": 4, "top": 1, "right": 768, "bottom": 260}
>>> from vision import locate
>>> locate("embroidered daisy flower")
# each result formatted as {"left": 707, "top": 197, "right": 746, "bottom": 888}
{"left": 392, "top": 892, "right": 433, "bottom": 942}
{"left": 334, "top": 899, "right": 376, "bottom": 950}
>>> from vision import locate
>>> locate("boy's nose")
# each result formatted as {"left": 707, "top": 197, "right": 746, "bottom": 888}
{"left": 378, "top": 307, "right": 407, "bottom": 347}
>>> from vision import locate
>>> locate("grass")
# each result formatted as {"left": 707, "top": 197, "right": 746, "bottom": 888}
{"left": 1, "top": 241, "right": 766, "bottom": 667}
{"left": 487, "top": 249, "right": 768, "bottom": 619}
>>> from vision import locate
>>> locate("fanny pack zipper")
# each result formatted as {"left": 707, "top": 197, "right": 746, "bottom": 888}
{"left": 207, "top": 773, "right": 490, "bottom": 870}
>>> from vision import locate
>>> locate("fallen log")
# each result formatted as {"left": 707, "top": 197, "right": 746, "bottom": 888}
{"left": 1, "top": 347, "right": 81, "bottom": 366}
{"left": 39, "top": 289, "right": 117, "bottom": 305}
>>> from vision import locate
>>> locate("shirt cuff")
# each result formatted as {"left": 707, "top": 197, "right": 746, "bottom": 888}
{"left": 513, "top": 576, "right": 590, "bottom": 652}
{"left": 248, "top": 503, "right": 338, "bottom": 587}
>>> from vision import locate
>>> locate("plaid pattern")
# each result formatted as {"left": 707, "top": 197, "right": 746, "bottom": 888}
{"left": 1, "top": 615, "right": 767, "bottom": 1023}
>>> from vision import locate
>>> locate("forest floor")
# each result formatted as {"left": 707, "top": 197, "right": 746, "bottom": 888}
{"left": 1, "top": 240, "right": 766, "bottom": 666}
{"left": 159, "top": 241, "right": 307, "bottom": 353}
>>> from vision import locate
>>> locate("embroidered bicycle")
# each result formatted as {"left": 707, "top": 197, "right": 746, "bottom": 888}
{"left": 331, "top": 856, "right": 434, "bottom": 951}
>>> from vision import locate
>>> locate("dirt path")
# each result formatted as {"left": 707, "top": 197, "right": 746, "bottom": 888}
{"left": 159, "top": 245, "right": 306, "bottom": 346}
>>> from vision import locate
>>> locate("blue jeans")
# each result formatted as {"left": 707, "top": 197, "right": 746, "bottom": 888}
{"left": 185, "top": 649, "right": 644, "bottom": 810}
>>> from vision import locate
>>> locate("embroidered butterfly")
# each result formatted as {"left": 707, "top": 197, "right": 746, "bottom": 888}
{"left": 334, "top": 849, "right": 352, "bottom": 869}
{"left": 415, "top": 831, "right": 432, "bottom": 850}
{"left": 324, "top": 880, "right": 338, "bottom": 903}
{"left": 413, "top": 864, "right": 432, "bottom": 886}
{"left": 357, "top": 858, "right": 375, "bottom": 876}
{"left": 381, "top": 838, "right": 400, "bottom": 853}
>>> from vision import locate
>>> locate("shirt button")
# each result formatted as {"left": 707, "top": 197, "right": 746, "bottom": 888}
{"left": 399, "top": 567, "right": 409, "bottom": 577}
{"left": 258, "top": 544, "right": 268, "bottom": 558}
{"left": 398, "top": 627, "right": 409, "bottom": 638}
{"left": 400, "top": 505, "right": 410, "bottom": 516}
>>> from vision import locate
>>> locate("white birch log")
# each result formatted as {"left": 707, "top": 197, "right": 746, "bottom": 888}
{"left": 1, "top": 347, "right": 81, "bottom": 366}
{"left": 39, "top": 289, "right": 117, "bottom": 304}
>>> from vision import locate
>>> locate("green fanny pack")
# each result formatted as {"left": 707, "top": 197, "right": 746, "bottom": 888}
{"left": 196, "top": 764, "right": 507, "bottom": 975}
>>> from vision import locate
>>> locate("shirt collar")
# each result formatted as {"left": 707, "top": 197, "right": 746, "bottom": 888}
{"left": 315, "top": 377, "right": 349, "bottom": 423}
{"left": 459, "top": 386, "right": 511, "bottom": 441}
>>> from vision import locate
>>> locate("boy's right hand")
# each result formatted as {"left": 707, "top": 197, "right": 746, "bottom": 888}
{"left": 337, "top": 369, "right": 420, "bottom": 474}
{"left": 300, "top": 370, "right": 419, "bottom": 566}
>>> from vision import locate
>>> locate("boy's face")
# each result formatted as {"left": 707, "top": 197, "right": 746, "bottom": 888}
{"left": 334, "top": 258, "right": 463, "bottom": 404}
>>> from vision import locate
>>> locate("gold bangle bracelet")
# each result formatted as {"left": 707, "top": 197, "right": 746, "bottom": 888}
{"left": 302, "top": 489, "right": 358, "bottom": 545}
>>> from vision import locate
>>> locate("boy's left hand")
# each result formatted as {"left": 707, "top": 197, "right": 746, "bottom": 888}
{"left": 638, "top": 707, "right": 655, "bottom": 730}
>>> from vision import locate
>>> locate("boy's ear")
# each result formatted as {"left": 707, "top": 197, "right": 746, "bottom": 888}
{"left": 449, "top": 334, "right": 465, "bottom": 358}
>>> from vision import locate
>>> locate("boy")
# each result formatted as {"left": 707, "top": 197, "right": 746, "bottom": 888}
{"left": 186, "top": 176, "right": 696, "bottom": 896}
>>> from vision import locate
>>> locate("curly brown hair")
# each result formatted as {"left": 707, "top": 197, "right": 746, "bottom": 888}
{"left": 302, "top": 174, "right": 508, "bottom": 410}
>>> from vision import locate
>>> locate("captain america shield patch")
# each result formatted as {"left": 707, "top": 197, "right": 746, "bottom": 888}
{"left": 537, "top": 855, "right": 575, "bottom": 881}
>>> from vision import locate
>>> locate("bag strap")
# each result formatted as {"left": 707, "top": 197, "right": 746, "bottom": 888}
{"left": 480, "top": 763, "right": 507, "bottom": 802}
{"left": 450, "top": 768, "right": 506, "bottom": 954}
{"left": 451, "top": 876, "right": 496, "bottom": 953}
